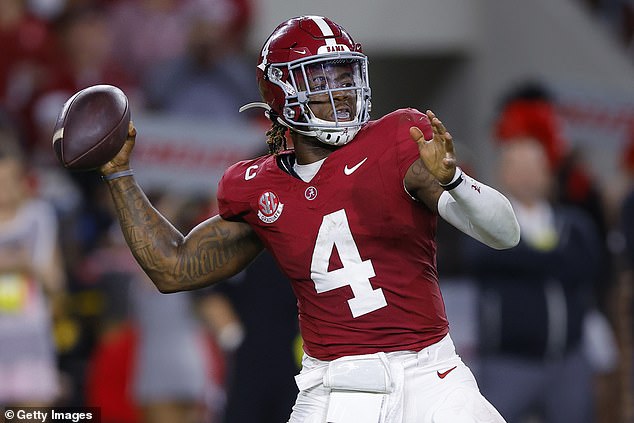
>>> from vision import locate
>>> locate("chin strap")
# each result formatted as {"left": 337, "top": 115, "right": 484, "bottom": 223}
{"left": 274, "top": 117, "right": 316, "bottom": 137}
{"left": 240, "top": 101, "right": 359, "bottom": 144}
{"left": 239, "top": 102, "right": 317, "bottom": 137}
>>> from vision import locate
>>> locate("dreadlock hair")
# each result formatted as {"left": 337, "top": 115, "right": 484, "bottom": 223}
{"left": 265, "top": 119, "right": 288, "bottom": 155}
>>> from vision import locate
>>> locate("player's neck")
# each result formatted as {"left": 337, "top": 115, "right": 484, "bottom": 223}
{"left": 292, "top": 132, "right": 338, "bottom": 165}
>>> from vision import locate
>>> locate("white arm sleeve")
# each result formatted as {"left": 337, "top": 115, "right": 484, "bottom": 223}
{"left": 437, "top": 168, "right": 520, "bottom": 249}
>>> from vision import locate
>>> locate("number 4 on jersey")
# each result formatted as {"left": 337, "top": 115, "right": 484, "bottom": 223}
{"left": 310, "top": 209, "right": 387, "bottom": 318}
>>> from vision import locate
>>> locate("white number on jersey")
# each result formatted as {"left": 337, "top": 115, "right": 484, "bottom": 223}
{"left": 310, "top": 209, "right": 387, "bottom": 317}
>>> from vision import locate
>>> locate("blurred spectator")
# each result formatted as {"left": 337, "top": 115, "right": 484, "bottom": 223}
{"left": 464, "top": 138, "right": 609, "bottom": 423}
{"left": 107, "top": 0, "right": 192, "bottom": 80}
{"left": 494, "top": 82, "right": 612, "bottom": 306}
{"left": 130, "top": 275, "right": 223, "bottom": 423}
{"left": 189, "top": 0, "right": 253, "bottom": 51}
{"left": 493, "top": 87, "right": 623, "bottom": 416}
{"left": 85, "top": 323, "right": 141, "bottom": 423}
{"left": 142, "top": 0, "right": 257, "bottom": 120}
{"left": 132, "top": 193, "right": 226, "bottom": 423}
{"left": 495, "top": 84, "right": 568, "bottom": 170}
{"left": 27, "top": 4, "right": 140, "bottom": 272}
{"left": 107, "top": 0, "right": 253, "bottom": 85}
{"left": 206, "top": 251, "right": 299, "bottom": 423}
{"left": 49, "top": 3, "right": 136, "bottom": 93}
{"left": 0, "top": 125, "right": 66, "bottom": 406}
{"left": 0, "top": 0, "right": 58, "bottom": 150}
{"left": 31, "top": 3, "right": 137, "bottom": 166}
{"left": 85, "top": 191, "right": 226, "bottom": 423}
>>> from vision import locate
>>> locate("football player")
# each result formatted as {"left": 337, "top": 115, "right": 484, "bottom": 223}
{"left": 100, "top": 16, "right": 520, "bottom": 423}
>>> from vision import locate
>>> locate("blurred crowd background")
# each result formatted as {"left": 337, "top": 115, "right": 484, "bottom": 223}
{"left": 0, "top": 0, "right": 633, "bottom": 422}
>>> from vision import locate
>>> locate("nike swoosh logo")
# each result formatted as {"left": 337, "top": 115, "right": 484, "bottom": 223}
{"left": 292, "top": 49, "right": 307, "bottom": 55}
{"left": 344, "top": 157, "right": 368, "bottom": 175}
{"left": 437, "top": 366, "right": 457, "bottom": 379}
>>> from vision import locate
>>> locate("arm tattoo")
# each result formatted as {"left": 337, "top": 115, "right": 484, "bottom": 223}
{"left": 174, "top": 224, "right": 246, "bottom": 283}
{"left": 410, "top": 160, "right": 431, "bottom": 178}
{"left": 110, "top": 178, "right": 179, "bottom": 274}
{"left": 106, "top": 177, "right": 258, "bottom": 290}
{"left": 406, "top": 159, "right": 443, "bottom": 212}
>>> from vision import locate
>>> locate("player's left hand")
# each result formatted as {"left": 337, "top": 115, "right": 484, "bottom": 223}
{"left": 409, "top": 110, "right": 457, "bottom": 185}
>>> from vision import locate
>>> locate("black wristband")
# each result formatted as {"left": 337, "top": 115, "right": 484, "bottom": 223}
{"left": 439, "top": 169, "right": 463, "bottom": 191}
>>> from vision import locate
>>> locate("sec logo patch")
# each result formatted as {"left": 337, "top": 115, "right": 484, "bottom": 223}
{"left": 257, "top": 191, "right": 284, "bottom": 223}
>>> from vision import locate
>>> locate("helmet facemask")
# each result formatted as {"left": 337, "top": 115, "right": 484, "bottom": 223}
{"left": 267, "top": 53, "right": 371, "bottom": 145}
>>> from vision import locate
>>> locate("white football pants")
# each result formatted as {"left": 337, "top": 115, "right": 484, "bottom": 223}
{"left": 288, "top": 334, "right": 506, "bottom": 423}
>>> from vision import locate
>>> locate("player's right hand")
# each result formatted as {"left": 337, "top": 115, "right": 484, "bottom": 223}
{"left": 100, "top": 121, "right": 136, "bottom": 176}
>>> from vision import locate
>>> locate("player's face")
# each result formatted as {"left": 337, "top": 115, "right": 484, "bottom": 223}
{"left": 296, "top": 61, "right": 359, "bottom": 122}
{"left": 499, "top": 138, "right": 552, "bottom": 203}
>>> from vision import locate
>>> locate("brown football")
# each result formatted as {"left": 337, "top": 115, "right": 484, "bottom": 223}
{"left": 52, "top": 84, "right": 130, "bottom": 171}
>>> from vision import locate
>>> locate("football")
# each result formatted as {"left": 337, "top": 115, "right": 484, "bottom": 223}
{"left": 52, "top": 84, "right": 130, "bottom": 171}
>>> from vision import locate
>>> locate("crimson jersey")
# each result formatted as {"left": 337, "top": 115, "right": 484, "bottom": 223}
{"left": 217, "top": 108, "right": 448, "bottom": 360}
